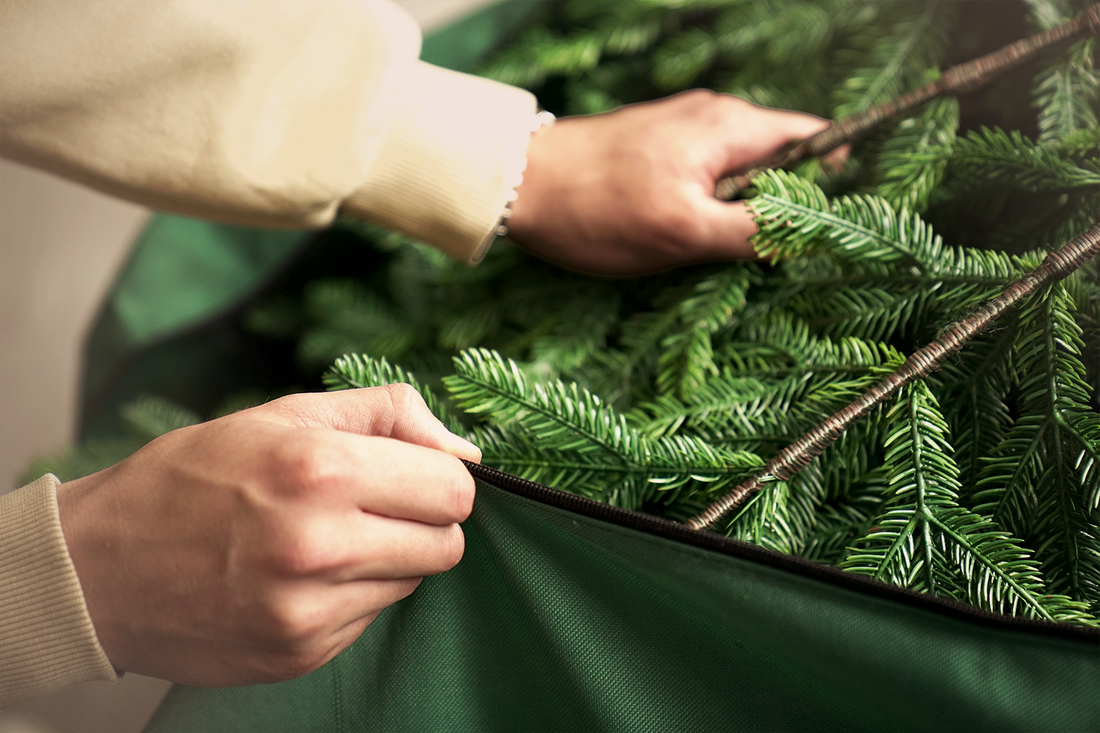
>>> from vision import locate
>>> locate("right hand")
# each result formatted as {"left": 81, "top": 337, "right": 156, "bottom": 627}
{"left": 56, "top": 384, "right": 480, "bottom": 686}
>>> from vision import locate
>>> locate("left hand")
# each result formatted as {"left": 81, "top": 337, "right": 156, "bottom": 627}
{"left": 506, "top": 90, "right": 836, "bottom": 275}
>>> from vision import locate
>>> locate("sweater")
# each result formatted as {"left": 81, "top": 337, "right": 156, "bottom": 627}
{"left": 0, "top": 0, "right": 536, "bottom": 708}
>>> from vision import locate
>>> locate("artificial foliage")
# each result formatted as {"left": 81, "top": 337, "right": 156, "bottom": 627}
{"left": 35, "top": 0, "right": 1100, "bottom": 624}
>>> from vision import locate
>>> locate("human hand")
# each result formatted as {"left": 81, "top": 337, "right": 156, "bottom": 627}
{"left": 56, "top": 385, "right": 479, "bottom": 687}
{"left": 506, "top": 90, "right": 837, "bottom": 275}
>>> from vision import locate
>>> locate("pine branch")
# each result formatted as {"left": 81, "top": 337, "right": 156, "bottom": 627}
{"left": 689, "top": 220, "right": 1100, "bottom": 531}
{"left": 974, "top": 284, "right": 1100, "bottom": 606}
{"left": 656, "top": 267, "right": 754, "bottom": 398}
{"left": 839, "top": 382, "right": 1094, "bottom": 622}
{"left": 831, "top": 0, "right": 955, "bottom": 119}
{"left": 1035, "top": 38, "right": 1099, "bottom": 144}
{"left": 927, "top": 325, "right": 1018, "bottom": 494}
{"left": 444, "top": 348, "right": 762, "bottom": 509}
{"left": 874, "top": 96, "right": 959, "bottom": 213}
{"left": 716, "top": 3, "right": 1100, "bottom": 199}
{"left": 948, "top": 127, "right": 1100, "bottom": 192}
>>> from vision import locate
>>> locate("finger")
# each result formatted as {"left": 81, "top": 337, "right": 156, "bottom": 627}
{"left": 694, "top": 199, "right": 760, "bottom": 259}
{"left": 265, "top": 386, "right": 482, "bottom": 462}
{"left": 266, "top": 578, "right": 420, "bottom": 669}
{"left": 712, "top": 101, "right": 833, "bottom": 178}
{"left": 823, "top": 143, "right": 851, "bottom": 173}
{"left": 318, "top": 512, "right": 466, "bottom": 581}
{"left": 296, "top": 430, "right": 476, "bottom": 525}
{"left": 324, "top": 577, "right": 421, "bottom": 647}
{"left": 746, "top": 105, "right": 832, "bottom": 156}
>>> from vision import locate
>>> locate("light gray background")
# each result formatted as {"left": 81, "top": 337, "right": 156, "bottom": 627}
{"left": 0, "top": 1, "right": 493, "bottom": 730}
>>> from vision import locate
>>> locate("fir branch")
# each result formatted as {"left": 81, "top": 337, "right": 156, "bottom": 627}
{"left": 529, "top": 286, "right": 620, "bottom": 379}
{"left": 714, "top": 0, "right": 834, "bottom": 65}
{"left": 839, "top": 382, "right": 1094, "bottom": 622}
{"left": 928, "top": 325, "right": 1018, "bottom": 494}
{"left": 689, "top": 220, "right": 1100, "bottom": 531}
{"left": 799, "top": 469, "right": 886, "bottom": 564}
{"left": 974, "top": 284, "right": 1100, "bottom": 606}
{"left": 119, "top": 396, "right": 201, "bottom": 439}
{"left": 1056, "top": 125, "right": 1100, "bottom": 157}
{"left": 1034, "top": 38, "right": 1099, "bottom": 144}
{"left": 749, "top": 170, "right": 946, "bottom": 270}
{"left": 948, "top": 127, "right": 1100, "bottom": 192}
{"left": 716, "top": 3, "right": 1100, "bottom": 199}
{"left": 656, "top": 267, "right": 754, "bottom": 398}
{"left": 1024, "top": 0, "right": 1076, "bottom": 31}
{"left": 874, "top": 97, "right": 959, "bottom": 213}
{"left": 652, "top": 27, "right": 717, "bottom": 90}
{"left": 831, "top": 0, "right": 954, "bottom": 119}
{"left": 297, "top": 280, "right": 415, "bottom": 368}
{"left": 444, "top": 348, "right": 761, "bottom": 509}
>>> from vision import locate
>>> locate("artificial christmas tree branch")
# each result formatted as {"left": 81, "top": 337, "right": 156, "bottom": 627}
{"left": 688, "top": 219, "right": 1100, "bottom": 531}
{"left": 715, "top": 3, "right": 1100, "bottom": 201}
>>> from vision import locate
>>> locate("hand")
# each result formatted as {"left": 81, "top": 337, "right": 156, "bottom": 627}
{"left": 506, "top": 90, "right": 836, "bottom": 275}
{"left": 56, "top": 385, "right": 480, "bottom": 686}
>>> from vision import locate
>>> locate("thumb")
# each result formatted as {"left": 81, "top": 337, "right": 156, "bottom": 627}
{"left": 694, "top": 199, "right": 760, "bottom": 260}
{"left": 261, "top": 386, "right": 482, "bottom": 463}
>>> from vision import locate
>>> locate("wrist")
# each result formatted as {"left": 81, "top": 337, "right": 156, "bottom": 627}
{"left": 495, "top": 110, "right": 556, "bottom": 241}
{"left": 504, "top": 110, "right": 561, "bottom": 245}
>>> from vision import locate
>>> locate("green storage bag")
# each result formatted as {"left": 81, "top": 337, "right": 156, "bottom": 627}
{"left": 144, "top": 464, "right": 1099, "bottom": 733}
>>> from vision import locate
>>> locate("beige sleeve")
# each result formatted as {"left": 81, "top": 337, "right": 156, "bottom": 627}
{"left": 0, "top": 476, "right": 118, "bottom": 710}
{"left": 0, "top": 0, "right": 538, "bottom": 262}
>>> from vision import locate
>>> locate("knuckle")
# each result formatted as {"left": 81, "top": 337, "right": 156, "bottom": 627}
{"left": 652, "top": 202, "right": 708, "bottom": 250}
{"left": 383, "top": 382, "right": 419, "bottom": 401}
{"left": 270, "top": 437, "right": 341, "bottom": 493}
{"left": 382, "top": 382, "right": 427, "bottom": 417}
{"left": 678, "top": 88, "right": 717, "bottom": 105}
{"left": 266, "top": 528, "right": 330, "bottom": 576}
{"left": 258, "top": 595, "right": 326, "bottom": 650}
{"left": 264, "top": 393, "right": 313, "bottom": 421}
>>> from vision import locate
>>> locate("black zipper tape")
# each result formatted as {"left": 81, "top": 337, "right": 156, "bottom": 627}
{"left": 464, "top": 460, "right": 1100, "bottom": 645}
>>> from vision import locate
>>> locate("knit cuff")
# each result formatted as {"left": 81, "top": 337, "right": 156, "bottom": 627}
{"left": 341, "top": 60, "right": 537, "bottom": 264}
{"left": 0, "top": 476, "right": 117, "bottom": 709}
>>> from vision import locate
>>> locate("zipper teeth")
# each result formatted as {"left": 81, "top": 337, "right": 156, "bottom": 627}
{"left": 463, "top": 461, "right": 1100, "bottom": 644}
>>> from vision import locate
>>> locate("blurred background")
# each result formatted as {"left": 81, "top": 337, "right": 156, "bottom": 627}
{"left": 0, "top": 2, "right": 491, "bottom": 731}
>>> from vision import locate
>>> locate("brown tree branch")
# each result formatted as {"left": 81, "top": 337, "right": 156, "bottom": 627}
{"left": 687, "top": 219, "right": 1100, "bottom": 531}
{"left": 715, "top": 3, "right": 1100, "bottom": 201}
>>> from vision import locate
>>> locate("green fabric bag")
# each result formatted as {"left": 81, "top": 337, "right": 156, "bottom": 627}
{"left": 144, "top": 465, "right": 1099, "bottom": 733}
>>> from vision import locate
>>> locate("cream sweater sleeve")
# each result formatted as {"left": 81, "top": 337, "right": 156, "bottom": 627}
{"left": 0, "top": 0, "right": 538, "bottom": 262}
{"left": 0, "top": 477, "right": 118, "bottom": 708}
{"left": 0, "top": 0, "right": 537, "bottom": 709}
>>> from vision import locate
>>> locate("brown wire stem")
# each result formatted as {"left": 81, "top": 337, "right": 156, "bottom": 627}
{"left": 715, "top": 3, "right": 1100, "bottom": 201}
{"left": 687, "top": 220, "right": 1100, "bottom": 531}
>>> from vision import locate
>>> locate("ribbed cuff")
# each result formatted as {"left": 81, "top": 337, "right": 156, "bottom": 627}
{"left": 0, "top": 476, "right": 117, "bottom": 710}
{"left": 341, "top": 60, "right": 538, "bottom": 264}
